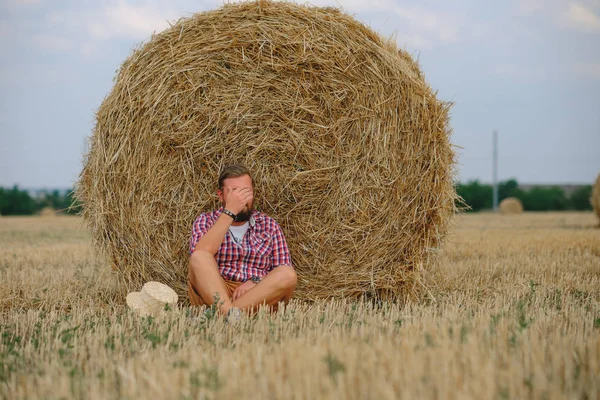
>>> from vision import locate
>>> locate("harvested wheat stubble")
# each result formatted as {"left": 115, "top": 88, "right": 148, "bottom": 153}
{"left": 76, "top": 0, "right": 457, "bottom": 301}
{"left": 499, "top": 197, "right": 523, "bottom": 215}
{"left": 593, "top": 173, "right": 600, "bottom": 223}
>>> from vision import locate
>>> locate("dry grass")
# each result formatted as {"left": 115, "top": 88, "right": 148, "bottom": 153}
{"left": 1, "top": 212, "right": 599, "bottom": 399}
{"left": 77, "top": 0, "right": 456, "bottom": 301}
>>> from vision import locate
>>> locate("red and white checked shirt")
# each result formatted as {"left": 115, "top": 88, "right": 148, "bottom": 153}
{"left": 189, "top": 208, "right": 293, "bottom": 282}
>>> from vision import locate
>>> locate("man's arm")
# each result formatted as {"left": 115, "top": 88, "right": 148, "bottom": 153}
{"left": 192, "top": 186, "right": 253, "bottom": 255}
{"left": 193, "top": 214, "right": 234, "bottom": 255}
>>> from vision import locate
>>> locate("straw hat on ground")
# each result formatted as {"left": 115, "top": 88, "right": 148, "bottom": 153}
{"left": 126, "top": 281, "right": 178, "bottom": 316}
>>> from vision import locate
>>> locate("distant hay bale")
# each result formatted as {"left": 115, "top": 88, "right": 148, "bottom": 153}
{"left": 39, "top": 207, "right": 57, "bottom": 217}
{"left": 499, "top": 197, "right": 523, "bottom": 215}
{"left": 76, "top": 0, "right": 457, "bottom": 301}
{"left": 592, "top": 174, "right": 600, "bottom": 222}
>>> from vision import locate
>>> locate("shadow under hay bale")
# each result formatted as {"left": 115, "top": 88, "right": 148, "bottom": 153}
{"left": 77, "top": 0, "right": 457, "bottom": 302}
{"left": 499, "top": 197, "right": 523, "bottom": 215}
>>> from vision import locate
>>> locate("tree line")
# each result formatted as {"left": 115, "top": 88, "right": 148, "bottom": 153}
{"left": 0, "top": 180, "right": 593, "bottom": 215}
{"left": 0, "top": 186, "right": 81, "bottom": 215}
{"left": 457, "top": 179, "right": 593, "bottom": 212}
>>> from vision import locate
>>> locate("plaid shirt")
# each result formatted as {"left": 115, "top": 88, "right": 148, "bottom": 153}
{"left": 189, "top": 208, "right": 293, "bottom": 282}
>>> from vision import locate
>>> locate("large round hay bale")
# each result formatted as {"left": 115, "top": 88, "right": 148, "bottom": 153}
{"left": 592, "top": 173, "right": 600, "bottom": 222}
{"left": 39, "top": 207, "right": 57, "bottom": 217}
{"left": 499, "top": 197, "right": 523, "bottom": 214}
{"left": 77, "top": 0, "right": 456, "bottom": 301}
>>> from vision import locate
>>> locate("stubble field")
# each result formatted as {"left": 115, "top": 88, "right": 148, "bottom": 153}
{"left": 1, "top": 212, "right": 599, "bottom": 399}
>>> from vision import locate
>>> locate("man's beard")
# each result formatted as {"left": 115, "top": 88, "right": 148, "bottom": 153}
{"left": 235, "top": 206, "right": 252, "bottom": 222}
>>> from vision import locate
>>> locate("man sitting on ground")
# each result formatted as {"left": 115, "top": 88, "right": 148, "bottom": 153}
{"left": 188, "top": 164, "right": 297, "bottom": 319}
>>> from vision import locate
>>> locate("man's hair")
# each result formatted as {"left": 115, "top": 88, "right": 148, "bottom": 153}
{"left": 218, "top": 164, "right": 253, "bottom": 189}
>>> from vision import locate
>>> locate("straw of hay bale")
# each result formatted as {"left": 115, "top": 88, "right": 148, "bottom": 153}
{"left": 499, "top": 197, "right": 524, "bottom": 215}
{"left": 592, "top": 174, "right": 600, "bottom": 222}
{"left": 76, "top": 0, "right": 457, "bottom": 301}
{"left": 39, "top": 207, "right": 57, "bottom": 217}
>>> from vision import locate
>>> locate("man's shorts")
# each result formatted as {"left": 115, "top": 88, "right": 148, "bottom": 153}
{"left": 188, "top": 279, "right": 243, "bottom": 307}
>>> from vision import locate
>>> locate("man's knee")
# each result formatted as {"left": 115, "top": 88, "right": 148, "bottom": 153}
{"left": 274, "top": 265, "right": 297, "bottom": 291}
{"left": 189, "top": 250, "right": 217, "bottom": 276}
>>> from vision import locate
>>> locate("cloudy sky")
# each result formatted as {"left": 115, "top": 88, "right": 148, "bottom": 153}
{"left": 0, "top": 0, "right": 598, "bottom": 188}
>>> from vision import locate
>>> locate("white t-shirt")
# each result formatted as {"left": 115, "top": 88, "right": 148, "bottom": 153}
{"left": 228, "top": 222, "right": 250, "bottom": 244}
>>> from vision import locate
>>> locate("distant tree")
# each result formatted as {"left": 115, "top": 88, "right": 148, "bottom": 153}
{"left": 455, "top": 179, "right": 587, "bottom": 212}
{"left": 569, "top": 185, "right": 593, "bottom": 211}
{"left": 0, "top": 185, "right": 37, "bottom": 215}
{"left": 498, "top": 178, "right": 522, "bottom": 201}
{"left": 520, "top": 187, "right": 568, "bottom": 211}
{"left": 456, "top": 180, "right": 493, "bottom": 212}
{"left": 38, "top": 189, "right": 62, "bottom": 209}
{"left": 36, "top": 188, "right": 82, "bottom": 214}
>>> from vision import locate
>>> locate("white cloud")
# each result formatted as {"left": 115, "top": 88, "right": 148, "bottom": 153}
{"left": 565, "top": 3, "right": 600, "bottom": 33}
{"left": 87, "top": 2, "right": 181, "bottom": 41}
{"left": 392, "top": 6, "right": 460, "bottom": 44}
{"left": 308, "top": 0, "right": 463, "bottom": 48}
{"left": 517, "top": 0, "right": 600, "bottom": 33}
{"left": 518, "top": 0, "right": 600, "bottom": 34}
{"left": 37, "top": 2, "right": 192, "bottom": 57}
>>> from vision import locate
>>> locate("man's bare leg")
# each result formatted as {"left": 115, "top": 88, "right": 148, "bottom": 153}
{"left": 232, "top": 265, "right": 297, "bottom": 312}
{"left": 188, "top": 250, "right": 234, "bottom": 314}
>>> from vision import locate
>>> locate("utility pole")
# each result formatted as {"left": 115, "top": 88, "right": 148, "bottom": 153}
{"left": 493, "top": 130, "right": 499, "bottom": 212}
